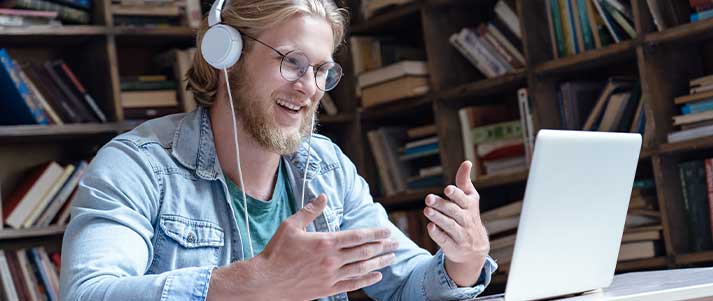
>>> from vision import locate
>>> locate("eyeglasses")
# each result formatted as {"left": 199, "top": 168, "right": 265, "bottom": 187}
{"left": 243, "top": 34, "right": 343, "bottom": 92}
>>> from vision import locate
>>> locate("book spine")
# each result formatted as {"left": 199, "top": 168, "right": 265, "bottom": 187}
{"left": 471, "top": 121, "right": 523, "bottom": 144}
{"left": 44, "top": 61, "right": 96, "bottom": 122}
{"left": 705, "top": 158, "right": 713, "bottom": 245}
{"left": 593, "top": 0, "right": 622, "bottom": 42}
{"left": 59, "top": 62, "right": 107, "bottom": 122}
{"left": 0, "top": 49, "right": 49, "bottom": 125}
{"left": 691, "top": 9, "right": 713, "bottom": 21}
{"left": 682, "top": 98, "right": 713, "bottom": 114}
{"left": 577, "top": 0, "right": 596, "bottom": 50}
{"left": 550, "top": 0, "right": 567, "bottom": 57}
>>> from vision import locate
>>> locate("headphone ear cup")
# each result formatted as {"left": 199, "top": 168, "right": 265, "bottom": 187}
{"left": 200, "top": 24, "right": 243, "bottom": 70}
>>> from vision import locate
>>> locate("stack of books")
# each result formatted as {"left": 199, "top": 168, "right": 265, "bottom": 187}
{"left": 0, "top": 49, "right": 107, "bottom": 125}
{"left": 111, "top": 0, "right": 201, "bottom": 27}
{"left": 545, "top": 0, "right": 635, "bottom": 59}
{"left": 668, "top": 74, "right": 713, "bottom": 143}
{"left": 367, "top": 124, "right": 443, "bottom": 196}
{"left": 0, "top": 247, "right": 61, "bottom": 301}
{"left": 690, "top": 0, "right": 713, "bottom": 22}
{"left": 154, "top": 48, "right": 198, "bottom": 113}
{"left": 2, "top": 160, "right": 88, "bottom": 230}
{"left": 0, "top": 0, "right": 90, "bottom": 25}
{"left": 120, "top": 75, "right": 180, "bottom": 120}
{"left": 357, "top": 60, "right": 429, "bottom": 109}
{"left": 458, "top": 103, "right": 527, "bottom": 180}
{"left": 557, "top": 77, "right": 644, "bottom": 133}
{"left": 449, "top": 0, "right": 525, "bottom": 78}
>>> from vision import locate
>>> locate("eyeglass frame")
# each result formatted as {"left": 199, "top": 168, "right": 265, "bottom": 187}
{"left": 242, "top": 33, "right": 343, "bottom": 92}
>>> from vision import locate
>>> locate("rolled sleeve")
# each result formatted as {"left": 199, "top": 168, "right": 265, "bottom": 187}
{"left": 423, "top": 249, "right": 499, "bottom": 300}
{"left": 160, "top": 266, "right": 216, "bottom": 301}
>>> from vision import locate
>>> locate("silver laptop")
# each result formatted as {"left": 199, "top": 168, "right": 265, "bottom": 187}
{"left": 481, "top": 129, "right": 642, "bottom": 301}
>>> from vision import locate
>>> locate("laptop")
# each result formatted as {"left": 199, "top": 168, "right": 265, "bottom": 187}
{"left": 478, "top": 129, "right": 642, "bottom": 301}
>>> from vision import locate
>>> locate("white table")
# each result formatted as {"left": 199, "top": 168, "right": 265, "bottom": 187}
{"left": 475, "top": 267, "right": 713, "bottom": 301}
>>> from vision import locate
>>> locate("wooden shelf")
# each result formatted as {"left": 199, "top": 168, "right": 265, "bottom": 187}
{"left": 350, "top": 2, "right": 421, "bottom": 35}
{"left": 534, "top": 41, "right": 637, "bottom": 76}
{"left": 0, "top": 123, "right": 122, "bottom": 142}
{"left": 474, "top": 170, "right": 529, "bottom": 189}
{"left": 675, "top": 251, "right": 713, "bottom": 265}
{"left": 437, "top": 71, "right": 528, "bottom": 103}
{"left": 615, "top": 257, "right": 669, "bottom": 272}
{"left": 657, "top": 136, "right": 713, "bottom": 155}
{"left": 1, "top": 25, "right": 108, "bottom": 46}
{"left": 112, "top": 26, "right": 195, "bottom": 37}
{"left": 645, "top": 18, "right": 713, "bottom": 46}
{"left": 0, "top": 225, "right": 66, "bottom": 241}
{"left": 360, "top": 95, "right": 434, "bottom": 120}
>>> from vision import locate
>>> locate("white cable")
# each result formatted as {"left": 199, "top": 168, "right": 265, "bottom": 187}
{"left": 224, "top": 68, "right": 254, "bottom": 259}
{"left": 300, "top": 114, "right": 315, "bottom": 209}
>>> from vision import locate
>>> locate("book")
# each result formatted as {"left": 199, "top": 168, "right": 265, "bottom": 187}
{"left": 57, "top": 61, "right": 107, "bottom": 122}
{"left": 3, "top": 162, "right": 64, "bottom": 229}
{"left": 646, "top": 0, "right": 667, "bottom": 31}
{"left": 668, "top": 123, "right": 713, "bottom": 143}
{"left": 679, "top": 160, "right": 713, "bottom": 251}
{"left": 673, "top": 110, "right": 713, "bottom": 126}
{"left": 482, "top": 201, "right": 523, "bottom": 222}
{"left": 44, "top": 61, "right": 97, "bottom": 123}
{"left": 0, "top": 251, "right": 19, "bottom": 301}
{"left": 517, "top": 88, "right": 534, "bottom": 165}
{"left": 494, "top": 0, "right": 521, "bottom": 39}
{"left": 112, "top": 3, "right": 180, "bottom": 16}
{"left": 358, "top": 60, "right": 428, "bottom": 89}
{"left": 0, "top": 0, "right": 90, "bottom": 23}
{"left": 22, "top": 163, "right": 75, "bottom": 228}
{"left": 407, "top": 124, "right": 437, "bottom": 139}
{"left": 582, "top": 77, "right": 635, "bottom": 130}
{"left": 0, "top": 49, "right": 49, "bottom": 125}
{"left": 361, "top": 76, "right": 429, "bottom": 108}
{"left": 618, "top": 241, "right": 656, "bottom": 261}
{"left": 121, "top": 90, "right": 178, "bottom": 108}
{"left": 471, "top": 120, "right": 522, "bottom": 145}
{"left": 35, "top": 161, "right": 87, "bottom": 227}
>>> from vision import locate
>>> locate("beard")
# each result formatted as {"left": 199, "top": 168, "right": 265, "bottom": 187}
{"left": 228, "top": 68, "right": 318, "bottom": 155}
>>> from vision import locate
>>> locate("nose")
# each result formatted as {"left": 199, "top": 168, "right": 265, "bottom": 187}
{"left": 292, "top": 66, "right": 319, "bottom": 97}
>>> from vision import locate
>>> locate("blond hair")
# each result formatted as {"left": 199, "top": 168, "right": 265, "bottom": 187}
{"left": 186, "top": 0, "right": 348, "bottom": 107}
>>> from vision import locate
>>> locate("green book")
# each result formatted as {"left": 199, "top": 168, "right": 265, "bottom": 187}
{"left": 471, "top": 120, "right": 522, "bottom": 145}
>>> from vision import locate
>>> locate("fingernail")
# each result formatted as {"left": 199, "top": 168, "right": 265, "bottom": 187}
{"left": 445, "top": 186, "right": 454, "bottom": 195}
{"left": 425, "top": 208, "right": 434, "bottom": 216}
{"left": 425, "top": 195, "right": 434, "bottom": 205}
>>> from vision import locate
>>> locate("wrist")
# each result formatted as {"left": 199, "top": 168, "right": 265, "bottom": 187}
{"left": 207, "top": 256, "right": 271, "bottom": 301}
{"left": 444, "top": 253, "right": 487, "bottom": 287}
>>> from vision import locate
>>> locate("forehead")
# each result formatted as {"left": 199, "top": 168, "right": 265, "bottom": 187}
{"left": 256, "top": 14, "right": 335, "bottom": 62}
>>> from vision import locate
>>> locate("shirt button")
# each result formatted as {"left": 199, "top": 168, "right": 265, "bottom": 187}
{"left": 186, "top": 232, "right": 196, "bottom": 243}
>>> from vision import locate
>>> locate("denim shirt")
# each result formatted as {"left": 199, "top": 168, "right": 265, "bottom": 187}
{"left": 60, "top": 106, "right": 497, "bottom": 301}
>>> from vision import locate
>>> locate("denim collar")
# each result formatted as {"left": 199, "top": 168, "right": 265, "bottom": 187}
{"left": 170, "top": 106, "right": 322, "bottom": 181}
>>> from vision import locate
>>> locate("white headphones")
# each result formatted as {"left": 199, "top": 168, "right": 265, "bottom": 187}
{"left": 201, "top": 0, "right": 243, "bottom": 69}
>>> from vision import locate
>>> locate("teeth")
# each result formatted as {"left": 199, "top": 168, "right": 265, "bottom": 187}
{"left": 276, "top": 98, "right": 301, "bottom": 111}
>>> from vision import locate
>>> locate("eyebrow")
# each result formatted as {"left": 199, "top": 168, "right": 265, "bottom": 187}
{"left": 274, "top": 45, "right": 334, "bottom": 66}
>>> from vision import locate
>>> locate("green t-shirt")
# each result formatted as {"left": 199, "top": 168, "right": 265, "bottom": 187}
{"left": 225, "top": 161, "right": 296, "bottom": 259}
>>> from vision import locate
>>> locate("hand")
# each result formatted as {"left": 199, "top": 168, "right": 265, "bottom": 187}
{"left": 423, "top": 161, "right": 490, "bottom": 287}
{"left": 207, "top": 194, "right": 399, "bottom": 301}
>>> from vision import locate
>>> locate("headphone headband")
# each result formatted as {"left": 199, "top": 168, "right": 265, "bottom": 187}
{"left": 208, "top": 0, "right": 227, "bottom": 26}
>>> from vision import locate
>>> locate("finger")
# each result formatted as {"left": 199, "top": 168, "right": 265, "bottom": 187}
{"left": 424, "top": 207, "right": 465, "bottom": 242}
{"left": 444, "top": 185, "right": 475, "bottom": 210}
{"left": 338, "top": 252, "right": 395, "bottom": 279}
{"left": 425, "top": 194, "right": 468, "bottom": 226}
{"left": 455, "top": 161, "right": 477, "bottom": 195}
{"left": 287, "top": 194, "right": 327, "bottom": 229}
{"left": 332, "top": 271, "right": 382, "bottom": 294}
{"left": 340, "top": 240, "right": 399, "bottom": 265}
{"left": 427, "top": 222, "right": 457, "bottom": 251}
{"left": 333, "top": 227, "right": 391, "bottom": 248}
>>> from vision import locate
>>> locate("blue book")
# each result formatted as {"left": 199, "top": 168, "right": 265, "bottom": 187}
{"left": 51, "top": 0, "right": 91, "bottom": 9}
{"left": 691, "top": 9, "right": 713, "bottom": 22}
{"left": 0, "top": 49, "right": 49, "bottom": 125}
{"left": 682, "top": 98, "right": 713, "bottom": 114}
{"left": 403, "top": 142, "right": 438, "bottom": 155}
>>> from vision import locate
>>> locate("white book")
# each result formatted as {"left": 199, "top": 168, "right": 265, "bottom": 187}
{"left": 481, "top": 200, "right": 523, "bottom": 223}
{"left": 461, "top": 28, "right": 509, "bottom": 76}
{"left": 36, "top": 161, "right": 88, "bottom": 227}
{"left": 593, "top": 0, "right": 621, "bottom": 42}
{"left": 0, "top": 251, "right": 19, "bottom": 301}
{"left": 358, "top": 60, "right": 428, "bottom": 88}
{"left": 450, "top": 32, "right": 497, "bottom": 77}
{"left": 494, "top": 0, "right": 522, "bottom": 39}
{"left": 6, "top": 162, "right": 64, "bottom": 229}
{"left": 404, "top": 136, "right": 438, "bottom": 149}
{"left": 690, "top": 84, "right": 713, "bottom": 95}
{"left": 15, "top": 250, "right": 39, "bottom": 301}
{"left": 518, "top": 88, "right": 534, "bottom": 165}
{"left": 487, "top": 23, "right": 526, "bottom": 66}
{"left": 23, "top": 164, "right": 75, "bottom": 228}
{"left": 691, "top": 74, "right": 713, "bottom": 87}
{"left": 459, "top": 108, "right": 479, "bottom": 180}
{"left": 667, "top": 123, "right": 713, "bottom": 143}
{"left": 645, "top": 0, "right": 667, "bottom": 31}
{"left": 484, "top": 215, "right": 519, "bottom": 236}
{"left": 673, "top": 110, "right": 713, "bottom": 126}
{"left": 618, "top": 241, "right": 656, "bottom": 261}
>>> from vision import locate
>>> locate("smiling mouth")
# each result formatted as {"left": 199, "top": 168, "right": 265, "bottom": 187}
{"left": 276, "top": 98, "right": 304, "bottom": 113}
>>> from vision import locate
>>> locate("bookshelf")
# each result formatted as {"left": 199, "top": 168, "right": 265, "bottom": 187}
{"left": 2, "top": 0, "right": 713, "bottom": 299}
{"left": 342, "top": 0, "right": 713, "bottom": 298}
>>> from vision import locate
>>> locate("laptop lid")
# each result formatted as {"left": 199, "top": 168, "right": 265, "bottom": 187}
{"left": 504, "top": 130, "right": 642, "bottom": 301}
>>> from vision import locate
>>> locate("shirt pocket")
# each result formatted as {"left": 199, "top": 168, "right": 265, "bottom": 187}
{"left": 150, "top": 214, "right": 225, "bottom": 272}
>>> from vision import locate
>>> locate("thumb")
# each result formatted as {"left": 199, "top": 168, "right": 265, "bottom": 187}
{"left": 456, "top": 161, "right": 477, "bottom": 195}
{"left": 289, "top": 194, "right": 327, "bottom": 229}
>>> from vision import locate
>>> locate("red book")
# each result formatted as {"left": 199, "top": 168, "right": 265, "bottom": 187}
{"left": 690, "top": 0, "right": 713, "bottom": 7}
{"left": 704, "top": 158, "right": 713, "bottom": 243}
{"left": 2, "top": 162, "right": 52, "bottom": 221}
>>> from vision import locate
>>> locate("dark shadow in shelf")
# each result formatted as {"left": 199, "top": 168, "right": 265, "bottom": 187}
{"left": 0, "top": 123, "right": 120, "bottom": 143}
{"left": 113, "top": 26, "right": 196, "bottom": 46}
{"left": 360, "top": 94, "right": 434, "bottom": 121}
{"left": 0, "top": 26, "right": 107, "bottom": 46}
{"left": 350, "top": 2, "right": 421, "bottom": 36}
{"left": 319, "top": 113, "right": 354, "bottom": 124}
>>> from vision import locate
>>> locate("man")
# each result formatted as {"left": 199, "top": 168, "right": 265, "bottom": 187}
{"left": 60, "top": 0, "right": 497, "bottom": 300}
